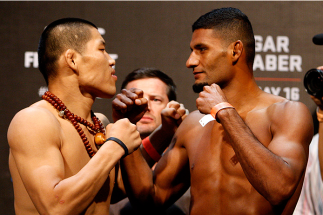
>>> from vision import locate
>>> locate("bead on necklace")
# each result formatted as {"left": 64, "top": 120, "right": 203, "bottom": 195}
{"left": 42, "top": 91, "right": 106, "bottom": 158}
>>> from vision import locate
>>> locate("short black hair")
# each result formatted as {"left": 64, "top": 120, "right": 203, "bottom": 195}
{"left": 38, "top": 18, "right": 98, "bottom": 85}
{"left": 121, "top": 67, "right": 177, "bottom": 101}
{"left": 192, "top": 7, "right": 255, "bottom": 66}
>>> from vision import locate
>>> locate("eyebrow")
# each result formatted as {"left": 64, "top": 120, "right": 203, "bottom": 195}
{"left": 148, "top": 94, "right": 166, "bottom": 100}
{"left": 149, "top": 94, "right": 163, "bottom": 97}
{"left": 190, "top": 43, "right": 205, "bottom": 51}
{"left": 99, "top": 39, "right": 106, "bottom": 46}
{"left": 194, "top": 43, "right": 206, "bottom": 49}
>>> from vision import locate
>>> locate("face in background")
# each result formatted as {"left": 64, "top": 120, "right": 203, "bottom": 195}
{"left": 76, "top": 27, "right": 117, "bottom": 99}
{"left": 125, "top": 78, "right": 169, "bottom": 138}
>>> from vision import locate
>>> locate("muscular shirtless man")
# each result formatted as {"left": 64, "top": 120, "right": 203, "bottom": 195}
{"left": 118, "top": 7, "right": 314, "bottom": 215}
{"left": 7, "top": 18, "right": 146, "bottom": 214}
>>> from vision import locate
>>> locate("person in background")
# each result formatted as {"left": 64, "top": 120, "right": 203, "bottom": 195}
{"left": 110, "top": 67, "right": 190, "bottom": 215}
{"left": 294, "top": 64, "right": 323, "bottom": 214}
{"left": 115, "top": 7, "right": 313, "bottom": 215}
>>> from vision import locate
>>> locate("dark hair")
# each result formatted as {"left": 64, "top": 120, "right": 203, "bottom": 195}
{"left": 121, "top": 67, "right": 177, "bottom": 101}
{"left": 38, "top": 18, "right": 98, "bottom": 85}
{"left": 192, "top": 7, "right": 255, "bottom": 66}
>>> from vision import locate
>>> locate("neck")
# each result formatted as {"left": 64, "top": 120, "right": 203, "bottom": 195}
{"left": 222, "top": 74, "right": 262, "bottom": 114}
{"left": 47, "top": 84, "right": 95, "bottom": 120}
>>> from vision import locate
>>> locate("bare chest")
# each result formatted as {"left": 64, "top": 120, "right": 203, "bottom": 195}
{"left": 59, "top": 124, "right": 115, "bottom": 212}
{"left": 60, "top": 124, "right": 97, "bottom": 172}
{"left": 185, "top": 112, "right": 273, "bottom": 213}
{"left": 188, "top": 112, "right": 271, "bottom": 171}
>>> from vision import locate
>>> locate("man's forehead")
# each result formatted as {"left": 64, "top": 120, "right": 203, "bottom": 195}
{"left": 192, "top": 28, "right": 219, "bottom": 40}
{"left": 89, "top": 28, "right": 105, "bottom": 44}
{"left": 190, "top": 29, "right": 222, "bottom": 46}
{"left": 127, "top": 78, "right": 168, "bottom": 93}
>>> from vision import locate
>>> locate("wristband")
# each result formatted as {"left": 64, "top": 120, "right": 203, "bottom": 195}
{"left": 142, "top": 137, "right": 161, "bottom": 162}
{"left": 317, "top": 107, "right": 323, "bottom": 122}
{"left": 106, "top": 137, "right": 129, "bottom": 158}
{"left": 210, "top": 102, "right": 234, "bottom": 122}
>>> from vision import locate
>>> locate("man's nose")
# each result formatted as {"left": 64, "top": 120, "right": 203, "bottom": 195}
{"left": 146, "top": 97, "right": 151, "bottom": 111}
{"left": 107, "top": 53, "right": 116, "bottom": 66}
{"left": 186, "top": 52, "right": 199, "bottom": 68}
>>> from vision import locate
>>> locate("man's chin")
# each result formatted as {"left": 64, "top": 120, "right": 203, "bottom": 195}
{"left": 138, "top": 129, "right": 154, "bottom": 139}
{"left": 192, "top": 82, "right": 209, "bottom": 93}
{"left": 137, "top": 125, "right": 156, "bottom": 137}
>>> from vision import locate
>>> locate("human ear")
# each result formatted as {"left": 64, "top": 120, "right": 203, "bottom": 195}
{"left": 65, "top": 49, "right": 78, "bottom": 71}
{"left": 231, "top": 40, "right": 243, "bottom": 64}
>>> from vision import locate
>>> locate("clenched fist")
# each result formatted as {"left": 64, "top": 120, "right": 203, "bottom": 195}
{"left": 105, "top": 118, "right": 141, "bottom": 156}
{"left": 112, "top": 88, "right": 148, "bottom": 123}
{"left": 196, "top": 83, "right": 228, "bottom": 114}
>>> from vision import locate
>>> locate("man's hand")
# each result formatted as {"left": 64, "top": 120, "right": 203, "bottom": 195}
{"left": 140, "top": 101, "right": 188, "bottom": 167}
{"left": 112, "top": 88, "right": 148, "bottom": 123}
{"left": 160, "top": 101, "right": 188, "bottom": 135}
{"left": 196, "top": 83, "right": 228, "bottom": 114}
{"left": 105, "top": 118, "right": 142, "bottom": 155}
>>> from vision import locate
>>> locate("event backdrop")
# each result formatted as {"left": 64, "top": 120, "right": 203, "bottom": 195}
{"left": 1, "top": 1, "right": 323, "bottom": 213}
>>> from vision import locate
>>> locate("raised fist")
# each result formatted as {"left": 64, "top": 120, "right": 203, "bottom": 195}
{"left": 105, "top": 118, "right": 142, "bottom": 156}
{"left": 112, "top": 88, "right": 148, "bottom": 123}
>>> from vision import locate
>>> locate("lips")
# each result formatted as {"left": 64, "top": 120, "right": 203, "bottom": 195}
{"left": 193, "top": 71, "right": 204, "bottom": 79}
{"left": 139, "top": 116, "right": 153, "bottom": 123}
{"left": 111, "top": 69, "right": 117, "bottom": 80}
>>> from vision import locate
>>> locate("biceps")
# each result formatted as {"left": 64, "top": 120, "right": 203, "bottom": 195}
{"left": 153, "top": 146, "right": 190, "bottom": 202}
{"left": 268, "top": 134, "right": 309, "bottom": 179}
{"left": 12, "top": 143, "right": 65, "bottom": 199}
{"left": 269, "top": 108, "right": 313, "bottom": 176}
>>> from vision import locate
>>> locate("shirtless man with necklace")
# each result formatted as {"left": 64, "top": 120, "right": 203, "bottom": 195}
{"left": 7, "top": 18, "right": 185, "bottom": 215}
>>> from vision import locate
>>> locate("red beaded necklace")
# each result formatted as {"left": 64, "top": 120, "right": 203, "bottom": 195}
{"left": 42, "top": 91, "right": 106, "bottom": 158}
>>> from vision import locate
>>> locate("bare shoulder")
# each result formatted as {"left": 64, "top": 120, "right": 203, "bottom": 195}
{"left": 177, "top": 110, "right": 204, "bottom": 130}
{"left": 253, "top": 92, "right": 310, "bottom": 119}
{"left": 8, "top": 101, "right": 62, "bottom": 150}
{"left": 173, "top": 110, "right": 205, "bottom": 146}
{"left": 260, "top": 94, "right": 313, "bottom": 143}
{"left": 9, "top": 101, "right": 60, "bottom": 130}
{"left": 265, "top": 97, "right": 312, "bottom": 122}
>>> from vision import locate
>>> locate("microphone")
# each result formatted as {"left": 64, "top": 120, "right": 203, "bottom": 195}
{"left": 313, "top": 34, "right": 323, "bottom": 45}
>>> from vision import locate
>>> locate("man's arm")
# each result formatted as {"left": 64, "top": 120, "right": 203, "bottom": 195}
{"left": 140, "top": 101, "right": 188, "bottom": 167}
{"left": 112, "top": 88, "right": 192, "bottom": 211}
{"left": 8, "top": 107, "right": 141, "bottom": 214}
{"left": 111, "top": 92, "right": 188, "bottom": 204}
{"left": 110, "top": 122, "right": 189, "bottom": 205}
{"left": 120, "top": 118, "right": 192, "bottom": 213}
{"left": 219, "top": 101, "right": 312, "bottom": 205}
{"left": 197, "top": 84, "right": 313, "bottom": 206}
{"left": 112, "top": 89, "right": 187, "bottom": 167}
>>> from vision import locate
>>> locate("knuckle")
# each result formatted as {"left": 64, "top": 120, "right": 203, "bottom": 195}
{"left": 121, "top": 118, "right": 129, "bottom": 124}
{"left": 121, "top": 89, "right": 129, "bottom": 94}
{"left": 116, "top": 93, "right": 123, "bottom": 99}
